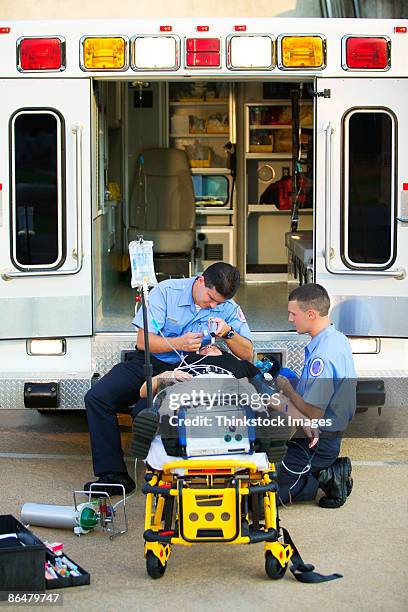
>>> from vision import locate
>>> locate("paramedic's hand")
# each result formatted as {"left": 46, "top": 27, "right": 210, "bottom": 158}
{"left": 178, "top": 332, "right": 203, "bottom": 352}
{"left": 303, "top": 425, "right": 319, "bottom": 449}
{"left": 211, "top": 318, "right": 230, "bottom": 338}
{"left": 277, "top": 375, "right": 294, "bottom": 401}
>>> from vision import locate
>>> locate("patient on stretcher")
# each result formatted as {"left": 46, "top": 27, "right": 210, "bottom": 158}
{"left": 132, "top": 345, "right": 316, "bottom": 467}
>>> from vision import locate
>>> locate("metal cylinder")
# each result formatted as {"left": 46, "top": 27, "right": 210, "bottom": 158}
{"left": 21, "top": 503, "right": 78, "bottom": 529}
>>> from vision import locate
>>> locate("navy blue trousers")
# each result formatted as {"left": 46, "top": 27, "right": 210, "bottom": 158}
{"left": 277, "top": 436, "right": 341, "bottom": 504}
{"left": 84, "top": 351, "right": 170, "bottom": 476}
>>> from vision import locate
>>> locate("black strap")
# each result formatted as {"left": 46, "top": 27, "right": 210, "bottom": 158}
{"left": 282, "top": 527, "right": 343, "bottom": 583}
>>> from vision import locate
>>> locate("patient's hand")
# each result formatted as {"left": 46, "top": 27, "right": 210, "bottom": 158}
{"left": 158, "top": 370, "right": 193, "bottom": 383}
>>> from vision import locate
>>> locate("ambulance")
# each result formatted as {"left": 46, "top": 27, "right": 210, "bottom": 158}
{"left": 0, "top": 17, "right": 407, "bottom": 414}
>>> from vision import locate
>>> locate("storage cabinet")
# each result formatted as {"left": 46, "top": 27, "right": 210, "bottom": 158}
{"left": 168, "top": 82, "right": 232, "bottom": 169}
{"left": 244, "top": 99, "right": 313, "bottom": 277}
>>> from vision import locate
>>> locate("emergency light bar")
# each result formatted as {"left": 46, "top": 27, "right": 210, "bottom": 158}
{"left": 80, "top": 36, "right": 128, "bottom": 70}
{"left": 342, "top": 36, "right": 390, "bottom": 70}
{"left": 227, "top": 35, "right": 275, "bottom": 70}
{"left": 17, "top": 37, "right": 65, "bottom": 72}
{"left": 186, "top": 37, "right": 220, "bottom": 67}
{"left": 278, "top": 34, "right": 326, "bottom": 69}
{"left": 132, "top": 36, "right": 180, "bottom": 70}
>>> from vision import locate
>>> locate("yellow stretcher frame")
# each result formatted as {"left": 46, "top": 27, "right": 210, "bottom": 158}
{"left": 143, "top": 458, "right": 293, "bottom": 579}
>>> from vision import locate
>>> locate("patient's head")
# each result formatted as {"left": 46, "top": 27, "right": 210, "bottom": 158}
{"left": 198, "top": 344, "right": 223, "bottom": 356}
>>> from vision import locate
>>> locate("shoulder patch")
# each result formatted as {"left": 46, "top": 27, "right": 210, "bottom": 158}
{"left": 309, "top": 357, "right": 325, "bottom": 377}
{"left": 237, "top": 306, "right": 247, "bottom": 323}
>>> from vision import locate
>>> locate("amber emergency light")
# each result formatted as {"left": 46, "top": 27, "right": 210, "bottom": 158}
{"left": 279, "top": 35, "right": 325, "bottom": 69}
{"left": 18, "top": 37, "right": 63, "bottom": 71}
{"left": 82, "top": 36, "right": 126, "bottom": 70}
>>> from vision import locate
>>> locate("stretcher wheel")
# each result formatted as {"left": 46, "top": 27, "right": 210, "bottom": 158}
{"left": 265, "top": 552, "right": 287, "bottom": 580}
{"left": 146, "top": 551, "right": 167, "bottom": 579}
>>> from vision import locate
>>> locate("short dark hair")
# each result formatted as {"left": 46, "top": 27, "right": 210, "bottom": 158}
{"left": 203, "top": 262, "right": 240, "bottom": 299}
{"left": 288, "top": 283, "right": 330, "bottom": 316}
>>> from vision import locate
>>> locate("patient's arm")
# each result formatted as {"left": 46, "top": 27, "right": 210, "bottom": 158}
{"left": 140, "top": 369, "right": 193, "bottom": 398}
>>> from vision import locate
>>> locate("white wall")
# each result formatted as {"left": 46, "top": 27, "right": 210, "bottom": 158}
{"left": 1, "top": 0, "right": 321, "bottom": 20}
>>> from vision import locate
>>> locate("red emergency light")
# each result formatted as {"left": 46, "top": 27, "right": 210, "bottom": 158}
{"left": 160, "top": 25, "right": 172, "bottom": 32}
{"left": 186, "top": 38, "right": 220, "bottom": 52}
{"left": 344, "top": 36, "right": 390, "bottom": 70}
{"left": 0, "top": 27, "right": 11, "bottom": 34}
{"left": 186, "top": 37, "right": 220, "bottom": 67}
{"left": 196, "top": 26, "right": 209, "bottom": 32}
{"left": 234, "top": 25, "right": 247, "bottom": 32}
{"left": 18, "top": 37, "right": 64, "bottom": 71}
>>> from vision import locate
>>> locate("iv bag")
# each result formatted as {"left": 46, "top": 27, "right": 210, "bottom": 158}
{"left": 129, "top": 239, "right": 158, "bottom": 288}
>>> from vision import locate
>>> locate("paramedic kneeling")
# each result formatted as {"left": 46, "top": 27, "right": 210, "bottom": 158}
{"left": 84, "top": 262, "right": 253, "bottom": 495}
{"left": 276, "top": 284, "right": 356, "bottom": 509}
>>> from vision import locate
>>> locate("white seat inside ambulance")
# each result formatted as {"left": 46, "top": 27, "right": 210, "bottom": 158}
{"left": 128, "top": 148, "right": 196, "bottom": 254}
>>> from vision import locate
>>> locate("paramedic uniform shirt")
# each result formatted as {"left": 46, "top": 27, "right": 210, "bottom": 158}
{"left": 296, "top": 324, "right": 357, "bottom": 432}
{"left": 132, "top": 277, "right": 252, "bottom": 363}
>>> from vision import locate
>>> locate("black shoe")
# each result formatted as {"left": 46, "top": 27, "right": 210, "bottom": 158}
{"left": 131, "top": 409, "right": 159, "bottom": 459}
{"left": 317, "top": 457, "right": 352, "bottom": 509}
{"left": 84, "top": 472, "right": 136, "bottom": 497}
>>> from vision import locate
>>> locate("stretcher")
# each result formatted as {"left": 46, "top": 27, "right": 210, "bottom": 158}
{"left": 141, "top": 373, "right": 342, "bottom": 583}
{"left": 142, "top": 441, "right": 293, "bottom": 580}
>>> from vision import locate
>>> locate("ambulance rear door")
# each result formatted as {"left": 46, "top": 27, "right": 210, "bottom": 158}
{"left": 315, "top": 77, "right": 408, "bottom": 337}
{"left": 0, "top": 78, "right": 92, "bottom": 339}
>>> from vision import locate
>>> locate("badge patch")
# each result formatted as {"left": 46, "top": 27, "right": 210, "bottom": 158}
{"left": 310, "top": 357, "right": 325, "bottom": 377}
{"left": 237, "top": 306, "right": 247, "bottom": 322}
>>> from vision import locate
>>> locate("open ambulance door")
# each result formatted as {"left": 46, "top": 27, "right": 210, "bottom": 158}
{"left": 315, "top": 77, "right": 408, "bottom": 337}
{"left": 0, "top": 79, "right": 92, "bottom": 339}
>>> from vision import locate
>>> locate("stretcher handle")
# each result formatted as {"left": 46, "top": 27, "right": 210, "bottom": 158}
{"left": 162, "top": 459, "right": 259, "bottom": 474}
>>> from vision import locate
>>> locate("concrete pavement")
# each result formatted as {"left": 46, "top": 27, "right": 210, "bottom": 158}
{"left": 0, "top": 410, "right": 407, "bottom": 611}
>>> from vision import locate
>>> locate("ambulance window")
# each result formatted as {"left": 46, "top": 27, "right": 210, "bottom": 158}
{"left": 11, "top": 110, "right": 64, "bottom": 268}
{"left": 343, "top": 109, "right": 395, "bottom": 268}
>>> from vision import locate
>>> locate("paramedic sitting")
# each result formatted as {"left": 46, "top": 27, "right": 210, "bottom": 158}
{"left": 84, "top": 262, "right": 253, "bottom": 496}
{"left": 275, "top": 283, "right": 356, "bottom": 509}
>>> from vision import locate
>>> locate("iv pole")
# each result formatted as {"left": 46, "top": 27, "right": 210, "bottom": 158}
{"left": 140, "top": 279, "right": 154, "bottom": 410}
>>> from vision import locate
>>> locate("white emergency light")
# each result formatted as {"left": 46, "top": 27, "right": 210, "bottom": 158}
{"left": 348, "top": 337, "right": 380, "bottom": 354}
{"left": 27, "top": 338, "right": 66, "bottom": 356}
{"left": 227, "top": 35, "right": 275, "bottom": 70}
{"left": 131, "top": 36, "right": 180, "bottom": 70}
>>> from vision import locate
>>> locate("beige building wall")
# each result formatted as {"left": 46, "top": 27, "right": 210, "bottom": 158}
{"left": 2, "top": 0, "right": 321, "bottom": 20}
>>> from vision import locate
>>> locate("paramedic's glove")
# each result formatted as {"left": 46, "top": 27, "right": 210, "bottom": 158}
{"left": 179, "top": 332, "right": 203, "bottom": 352}
{"left": 210, "top": 318, "right": 230, "bottom": 338}
{"left": 277, "top": 375, "right": 295, "bottom": 401}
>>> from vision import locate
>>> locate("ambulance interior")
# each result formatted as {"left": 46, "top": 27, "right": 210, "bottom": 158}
{"left": 93, "top": 79, "right": 314, "bottom": 334}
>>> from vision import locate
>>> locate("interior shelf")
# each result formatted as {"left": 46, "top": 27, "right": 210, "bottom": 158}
{"left": 170, "top": 133, "right": 229, "bottom": 138}
{"left": 245, "top": 152, "right": 292, "bottom": 159}
{"left": 250, "top": 124, "right": 292, "bottom": 130}
{"left": 169, "top": 100, "right": 229, "bottom": 107}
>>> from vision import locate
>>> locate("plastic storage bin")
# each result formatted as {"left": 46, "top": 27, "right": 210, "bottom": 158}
{"left": 0, "top": 515, "right": 46, "bottom": 591}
